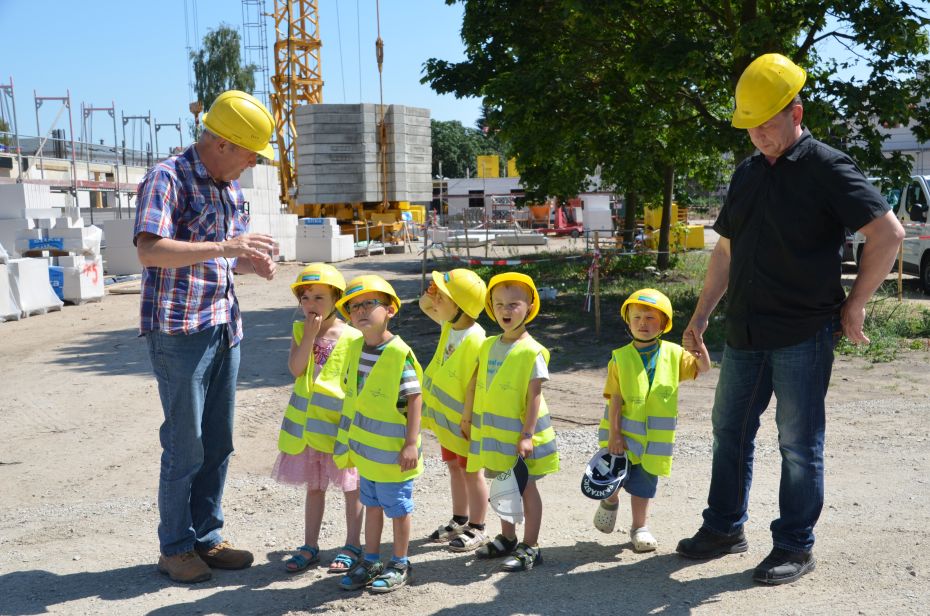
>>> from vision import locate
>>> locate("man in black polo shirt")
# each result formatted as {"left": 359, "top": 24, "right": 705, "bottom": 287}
{"left": 675, "top": 53, "right": 904, "bottom": 585}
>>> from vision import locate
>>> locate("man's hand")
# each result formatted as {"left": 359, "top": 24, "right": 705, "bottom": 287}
{"left": 398, "top": 443, "right": 419, "bottom": 472}
{"left": 249, "top": 253, "right": 276, "bottom": 280}
{"left": 220, "top": 233, "right": 276, "bottom": 260}
{"left": 841, "top": 300, "right": 869, "bottom": 345}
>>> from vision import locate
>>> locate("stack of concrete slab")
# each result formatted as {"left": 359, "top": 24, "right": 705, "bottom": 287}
{"left": 296, "top": 217, "right": 354, "bottom": 263}
{"left": 295, "top": 103, "right": 431, "bottom": 204}
{"left": 238, "top": 164, "right": 298, "bottom": 261}
{"left": 0, "top": 184, "right": 57, "bottom": 256}
{"left": 0, "top": 242, "right": 18, "bottom": 321}
{"left": 102, "top": 218, "right": 141, "bottom": 276}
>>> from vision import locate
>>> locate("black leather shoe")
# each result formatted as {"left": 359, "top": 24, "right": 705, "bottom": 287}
{"left": 752, "top": 548, "right": 815, "bottom": 585}
{"left": 676, "top": 527, "right": 748, "bottom": 559}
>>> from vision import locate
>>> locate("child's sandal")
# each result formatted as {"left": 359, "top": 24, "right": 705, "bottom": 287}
{"left": 327, "top": 544, "right": 362, "bottom": 573}
{"left": 284, "top": 544, "right": 319, "bottom": 573}
{"left": 501, "top": 543, "right": 542, "bottom": 572}
{"left": 476, "top": 534, "right": 518, "bottom": 559}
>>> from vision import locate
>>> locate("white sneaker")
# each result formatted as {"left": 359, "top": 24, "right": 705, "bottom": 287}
{"left": 631, "top": 526, "right": 658, "bottom": 552}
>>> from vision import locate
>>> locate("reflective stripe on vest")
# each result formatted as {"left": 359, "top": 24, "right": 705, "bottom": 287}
{"left": 422, "top": 321, "right": 485, "bottom": 456}
{"left": 466, "top": 335, "right": 559, "bottom": 476}
{"left": 277, "top": 323, "right": 362, "bottom": 455}
{"left": 333, "top": 336, "right": 424, "bottom": 482}
{"left": 597, "top": 340, "right": 682, "bottom": 477}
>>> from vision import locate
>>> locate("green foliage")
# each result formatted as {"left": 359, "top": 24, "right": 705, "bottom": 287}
{"left": 430, "top": 119, "right": 507, "bottom": 178}
{"left": 424, "top": 1, "right": 930, "bottom": 207}
{"left": 191, "top": 24, "right": 257, "bottom": 137}
{"left": 0, "top": 117, "right": 10, "bottom": 146}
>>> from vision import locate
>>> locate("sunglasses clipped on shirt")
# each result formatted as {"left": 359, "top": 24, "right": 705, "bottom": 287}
{"left": 347, "top": 298, "right": 386, "bottom": 314}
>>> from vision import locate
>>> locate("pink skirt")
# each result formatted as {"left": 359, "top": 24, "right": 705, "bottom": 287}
{"left": 271, "top": 447, "right": 359, "bottom": 492}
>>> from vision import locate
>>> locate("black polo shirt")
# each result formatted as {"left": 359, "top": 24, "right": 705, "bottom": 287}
{"left": 714, "top": 129, "right": 888, "bottom": 350}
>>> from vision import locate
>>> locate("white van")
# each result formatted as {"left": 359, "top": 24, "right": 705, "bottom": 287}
{"left": 853, "top": 175, "right": 926, "bottom": 290}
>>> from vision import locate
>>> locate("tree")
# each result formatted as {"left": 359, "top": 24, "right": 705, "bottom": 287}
{"left": 424, "top": 1, "right": 930, "bottom": 267}
{"left": 430, "top": 119, "right": 507, "bottom": 178}
{"left": 190, "top": 24, "right": 257, "bottom": 137}
{"left": 0, "top": 118, "right": 11, "bottom": 147}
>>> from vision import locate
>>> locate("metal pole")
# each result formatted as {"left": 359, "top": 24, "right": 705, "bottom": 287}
{"left": 177, "top": 117, "right": 183, "bottom": 151}
{"left": 121, "top": 111, "right": 127, "bottom": 165}
{"left": 154, "top": 120, "right": 160, "bottom": 160}
{"left": 34, "top": 90, "right": 43, "bottom": 179}
{"left": 112, "top": 104, "right": 121, "bottom": 215}
{"left": 1, "top": 78, "right": 24, "bottom": 181}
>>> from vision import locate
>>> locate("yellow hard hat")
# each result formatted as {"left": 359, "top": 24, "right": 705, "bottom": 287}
{"left": 202, "top": 90, "right": 275, "bottom": 159}
{"left": 485, "top": 272, "right": 540, "bottom": 325}
{"left": 290, "top": 263, "right": 346, "bottom": 297}
{"left": 432, "top": 269, "right": 487, "bottom": 319}
{"left": 731, "top": 53, "right": 806, "bottom": 129}
{"left": 336, "top": 275, "right": 402, "bottom": 320}
{"left": 621, "top": 288, "right": 673, "bottom": 334}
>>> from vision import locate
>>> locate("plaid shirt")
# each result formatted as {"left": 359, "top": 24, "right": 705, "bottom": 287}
{"left": 134, "top": 145, "right": 250, "bottom": 346}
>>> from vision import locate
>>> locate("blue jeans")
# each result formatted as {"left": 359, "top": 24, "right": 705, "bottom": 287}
{"left": 702, "top": 319, "right": 837, "bottom": 553}
{"left": 146, "top": 326, "right": 240, "bottom": 556}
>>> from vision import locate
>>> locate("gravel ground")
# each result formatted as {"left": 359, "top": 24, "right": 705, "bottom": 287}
{"left": 1, "top": 246, "right": 929, "bottom": 615}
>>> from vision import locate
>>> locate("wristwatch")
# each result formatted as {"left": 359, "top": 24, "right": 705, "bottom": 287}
{"left": 520, "top": 431, "right": 533, "bottom": 439}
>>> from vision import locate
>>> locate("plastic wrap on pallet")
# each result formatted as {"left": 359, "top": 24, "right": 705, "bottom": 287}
{"left": 0, "top": 263, "right": 20, "bottom": 322}
{"left": 6, "top": 258, "right": 63, "bottom": 317}
{"left": 0, "top": 241, "right": 8, "bottom": 264}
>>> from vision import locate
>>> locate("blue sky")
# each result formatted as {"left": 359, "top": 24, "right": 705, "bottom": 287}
{"left": 0, "top": 0, "right": 481, "bottom": 152}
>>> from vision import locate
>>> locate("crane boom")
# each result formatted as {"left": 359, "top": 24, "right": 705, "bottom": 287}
{"left": 270, "top": 0, "right": 322, "bottom": 210}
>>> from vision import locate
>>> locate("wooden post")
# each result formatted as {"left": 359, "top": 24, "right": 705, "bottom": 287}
{"left": 485, "top": 210, "right": 490, "bottom": 258}
{"left": 898, "top": 241, "right": 904, "bottom": 301}
{"left": 594, "top": 231, "right": 601, "bottom": 337}
{"left": 464, "top": 218, "right": 471, "bottom": 260}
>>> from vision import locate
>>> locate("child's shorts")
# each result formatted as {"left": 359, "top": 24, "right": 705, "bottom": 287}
{"left": 622, "top": 463, "right": 659, "bottom": 499}
{"left": 359, "top": 477, "right": 414, "bottom": 518}
{"left": 440, "top": 445, "right": 468, "bottom": 469}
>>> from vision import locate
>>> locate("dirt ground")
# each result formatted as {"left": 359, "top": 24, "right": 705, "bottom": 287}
{"left": 1, "top": 240, "right": 929, "bottom": 615}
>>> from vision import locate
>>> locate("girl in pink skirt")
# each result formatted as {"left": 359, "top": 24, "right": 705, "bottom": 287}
{"left": 273, "top": 264, "right": 364, "bottom": 573}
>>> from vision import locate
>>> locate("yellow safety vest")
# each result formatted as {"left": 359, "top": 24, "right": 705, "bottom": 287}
{"left": 597, "top": 340, "right": 682, "bottom": 477}
{"left": 466, "top": 335, "right": 559, "bottom": 476}
{"left": 333, "top": 336, "right": 424, "bottom": 482}
{"left": 278, "top": 322, "right": 362, "bottom": 455}
{"left": 422, "top": 321, "right": 485, "bottom": 456}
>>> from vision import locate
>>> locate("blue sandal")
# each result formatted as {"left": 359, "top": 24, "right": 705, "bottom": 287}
{"left": 327, "top": 544, "right": 362, "bottom": 573}
{"left": 285, "top": 544, "right": 319, "bottom": 573}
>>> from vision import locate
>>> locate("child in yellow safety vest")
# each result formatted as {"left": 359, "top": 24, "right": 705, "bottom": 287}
{"left": 272, "top": 264, "right": 364, "bottom": 574}
{"left": 333, "top": 275, "right": 424, "bottom": 593}
{"left": 594, "top": 288, "right": 711, "bottom": 551}
{"left": 464, "top": 272, "right": 559, "bottom": 572}
{"left": 418, "top": 269, "right": 490, "bottom": 552}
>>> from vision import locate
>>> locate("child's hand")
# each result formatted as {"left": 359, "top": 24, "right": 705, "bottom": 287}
{"left": 398, "top": 443, "right": 418, "bottom": 472}
{"left": 304, "top": 311, "right": 323, "bottom": 337}
{"left": 608, "top": 434, "right": 626, "bottom": 456}
{"left": 517, "top": 436, "right": 534, "bottom": 458}
{"left": 460, "top": 417, "right": 471, "bottom": 440}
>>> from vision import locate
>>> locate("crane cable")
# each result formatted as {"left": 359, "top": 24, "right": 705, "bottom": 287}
{"left": 375, "top": 0, "right": 387, "bottom": 210}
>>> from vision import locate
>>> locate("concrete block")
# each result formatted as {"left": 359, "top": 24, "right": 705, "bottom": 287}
{"left": 0, "top": 263, "right": 19, "bottom": 321}
{"left": 296, "top": 234, "right": 354, "bottom": 263}
{"left": 298, "top": 225, "right": 340, "bottom": 239}
{"left": 0, "top": 183, "right": 55, "bottom": 218}
{"left": 102, "top": 219, "right": 141, "bottom": 276}
{"left": 49, "top": 255, "right": 104, "bottom": 303}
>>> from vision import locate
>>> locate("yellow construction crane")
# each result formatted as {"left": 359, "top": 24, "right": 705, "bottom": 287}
{"left": 270, "top": 0, "right": 322, "bottom": 212}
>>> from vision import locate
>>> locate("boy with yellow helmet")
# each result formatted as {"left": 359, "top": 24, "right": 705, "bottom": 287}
{"left": 594, "top": 288, "right": 710, "bottom": 551}
{"left": 418, "top": 269, "right": 490, "bottom": 552}
{"left": 273, "top": 263, "right": 365, "bottom": 575}
{"left": 465, "top": 272, "right": 559, "bottom": 572}
{"left": 332, "top": 275, "right": 423, "bottom": 593}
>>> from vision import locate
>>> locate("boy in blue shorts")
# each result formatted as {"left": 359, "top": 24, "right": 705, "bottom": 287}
{"left": 594, "top": 288, "right": 710, "bottom": 551}
{"left": 333, "top": 275, "right": 423, "bottom": 593}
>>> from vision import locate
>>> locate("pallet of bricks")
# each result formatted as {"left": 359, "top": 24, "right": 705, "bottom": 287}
{"left": 0, "top": 184, "right": 104, "bottom": 319}
{"left": 237, "top": 164, "right": 298, "bottom": 262}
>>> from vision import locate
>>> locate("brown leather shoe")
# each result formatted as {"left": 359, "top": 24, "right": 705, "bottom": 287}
{"left": 157, "top": 551, "right": 212, "bottom": 583}
{"left": 195, "top": 540, "right": 254, "bottom": 570}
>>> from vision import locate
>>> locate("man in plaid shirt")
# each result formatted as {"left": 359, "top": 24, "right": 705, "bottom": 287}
{"left": 134, "top": 91, "right": 277, "bottom": 584}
